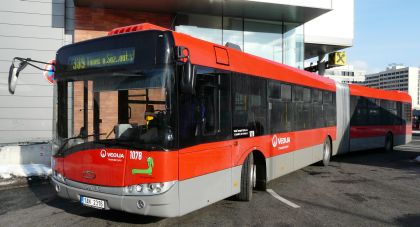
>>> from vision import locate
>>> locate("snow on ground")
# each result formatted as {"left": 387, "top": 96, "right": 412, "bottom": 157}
{"left": 0, "top": 164, "right": 51, "bottom": 179}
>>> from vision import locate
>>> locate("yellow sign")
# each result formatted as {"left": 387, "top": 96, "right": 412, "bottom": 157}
{"left": 328, "top": 51, "right": 346, "bottom": 67}
{"left": 68, "top": 48, "right": 135, "bottom": 71}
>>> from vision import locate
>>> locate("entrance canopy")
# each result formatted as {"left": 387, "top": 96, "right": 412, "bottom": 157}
{"left": 74, "top": 0, "right": 331, "bottom": 24}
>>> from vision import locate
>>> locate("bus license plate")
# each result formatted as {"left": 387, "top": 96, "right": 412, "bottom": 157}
{"left": 80, "top": 196, "right": 105, "bottom": 209}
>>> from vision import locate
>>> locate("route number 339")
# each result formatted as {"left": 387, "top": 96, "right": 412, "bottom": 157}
{"left": 130, "top": 151, "right": 142, "bottom": 160}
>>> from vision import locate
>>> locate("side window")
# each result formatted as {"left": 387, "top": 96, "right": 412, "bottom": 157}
{"left": 232, "top": 74, "right": 267, "bottom": 137}
{"left": 302, "top": 87, "right": 312, "bottom": 129}
{"left": 396, "top": 102, "right": 403, "bottom": 125}
{"left": 269, "top": 82, "right": 292, "bottom": 133}
{"left": 381, "top": 100, "right": 398, "bottom": 126}
{"left": 402, "top": 103, "right": 412, "bottom": 124}
{"left": 355, "top": 97, "right": 368, "bottom": 126}
{"left": 293, "top": 86, "right": 305, "bottom": 131}
{"left": 313, "top": 89, "right": 324, "bottom": 128}
{"left": 179, "top": 66, "right": 231, "bottom": 147}
{"left": 323, "top": 91, "right": 336, "bottom": 127}
{"left": 367, "top": 98, "right": 380, "bottom": 125}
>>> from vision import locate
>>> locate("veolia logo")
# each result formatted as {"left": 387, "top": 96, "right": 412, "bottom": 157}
{"left": 99, "top": 149, "right": 125, "bottom": 159}
{"left": 272, "top": 135, "right": 291, "bottom": 148}
{"left": 100, "top": 149, "right": 107, "bottom": 158}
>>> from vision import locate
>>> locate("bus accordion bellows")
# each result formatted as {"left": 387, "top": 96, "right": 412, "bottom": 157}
{"left": 11, "top": 23, "right": 409, "bottom": 217}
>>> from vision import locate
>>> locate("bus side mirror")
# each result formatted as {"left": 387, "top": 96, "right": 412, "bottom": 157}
{"left": 8, "top": 58, "right": 28, "bottom": 94}
{"left": 181, "top": 60, "right": 196, "bottom": 94}
{"left": 176, "top": 46, "right": 196, "bottom": 94}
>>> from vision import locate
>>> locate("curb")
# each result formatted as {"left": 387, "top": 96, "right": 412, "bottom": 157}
{"left": 0, "top": 176, "right": 50, "bottom": 191}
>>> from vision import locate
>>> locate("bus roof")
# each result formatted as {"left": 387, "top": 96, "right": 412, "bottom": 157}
{"left": 348, "top": 84, "right": 411, "bottom": 103}
{"left": 172, "top": 31, "right": 336, "bottom": 92}
{"left": 106, "top": 23, "right": 411, "bottom": 103}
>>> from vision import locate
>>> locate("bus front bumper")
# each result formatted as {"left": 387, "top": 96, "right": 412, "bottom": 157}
{"left": 51, "top": 178, "right": 180, "bottom": 217}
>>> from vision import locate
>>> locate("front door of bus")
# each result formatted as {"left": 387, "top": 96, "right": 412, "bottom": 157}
{"left": 178, "top": 68, "right": 233, "bottom": 215}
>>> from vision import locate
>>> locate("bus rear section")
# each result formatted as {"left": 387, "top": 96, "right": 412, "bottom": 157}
{"left": 347, "top": 84, "right": 412, "bottom": 152}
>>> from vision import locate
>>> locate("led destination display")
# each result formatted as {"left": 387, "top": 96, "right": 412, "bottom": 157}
{"left": 68, "top": 47, "right": 135, "bottom": 71}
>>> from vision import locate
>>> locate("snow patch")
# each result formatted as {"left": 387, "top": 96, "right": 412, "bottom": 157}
{"left": 0, "top": 164, "right": 52, "bottom": 179}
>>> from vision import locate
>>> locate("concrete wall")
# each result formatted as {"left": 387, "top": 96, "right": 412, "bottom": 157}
{"left": 0, "top": 0, "right": 73, "bottom": 144}
{"left": 0, "top": 143, "right": 51, "bottom": 166}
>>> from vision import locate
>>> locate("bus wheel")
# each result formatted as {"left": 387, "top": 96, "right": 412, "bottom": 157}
{"left": 321, "top": 138, "right": 332, "bottom": 166}
{"left": 236, "top": 153, "right": 254, "bottom": 201}
{"left": 385, "top": 133, "right": 394, "bottom": 152}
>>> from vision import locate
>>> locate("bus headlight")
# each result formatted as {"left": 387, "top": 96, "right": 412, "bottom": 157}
{"left": 52, "top": 170, "right": 66, "bottom": 183}
{"left": 124, "top": 181, "right": 176, "bottom": 195}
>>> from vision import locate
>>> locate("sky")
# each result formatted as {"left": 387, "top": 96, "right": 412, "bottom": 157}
{"left": 346, "top": 0, "right": 420, "bottom": 73}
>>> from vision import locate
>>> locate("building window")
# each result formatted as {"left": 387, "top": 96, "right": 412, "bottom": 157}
{"left": 175, "top": 13, "right": 303, "bottom": 68}
{"left": 283, "top": 22, "right": 304, "bottom": 69}
{"left": 244, "top": 19, "right": 283, "bottom": 63}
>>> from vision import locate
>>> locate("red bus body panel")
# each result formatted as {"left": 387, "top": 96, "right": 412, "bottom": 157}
{"left": 62, "top": 149, "right": 178, "bottom": 187}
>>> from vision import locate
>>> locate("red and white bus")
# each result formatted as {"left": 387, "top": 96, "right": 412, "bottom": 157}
{"left": 9, "top": 23, "right": 411, "bottom": 217}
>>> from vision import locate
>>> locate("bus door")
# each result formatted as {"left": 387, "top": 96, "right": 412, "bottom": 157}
{"left": 178, "top": 67, "right": 233, "bottom": 214}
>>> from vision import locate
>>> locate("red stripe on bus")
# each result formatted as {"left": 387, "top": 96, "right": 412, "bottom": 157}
{"left": 350, "top": 125, "right": 412, "bottom": 139}
{"left": 178, "top": 127, "right": 336, "bottom": 181}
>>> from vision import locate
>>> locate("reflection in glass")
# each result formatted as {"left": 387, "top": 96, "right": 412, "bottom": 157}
{"left": 283, "top": 23, "right": 304, "bottom": 69}
{"left": 175, "top": 14, "right": 304, "bottom": 67}
{"left": 223, "top": 17, "right": 243, "bottom": 50}
{"left": 175, "top": 14, "right": 222, "bottom": 45}
{"left": 244, "top": 19, "right": 282, "bottom": 63}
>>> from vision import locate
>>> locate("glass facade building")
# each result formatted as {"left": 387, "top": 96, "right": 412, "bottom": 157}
{"left": 175, "top": 13, "right": 304, "bottom": 69}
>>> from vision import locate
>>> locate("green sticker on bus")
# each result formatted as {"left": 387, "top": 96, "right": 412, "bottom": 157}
{"left": 132, "top": 157, "right": 154, "bottom": 175}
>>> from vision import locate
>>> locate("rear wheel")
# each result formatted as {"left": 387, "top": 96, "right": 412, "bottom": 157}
{"left": 385, "top": 133, "right": 394, "bottom": 152}
{"left": 321, "top": 138, "right": 332, "bottom": 166}
{"left": 236, "top": 153, "right": 254, "bottom": 201}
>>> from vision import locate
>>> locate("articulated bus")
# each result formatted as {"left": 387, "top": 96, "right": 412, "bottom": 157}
{"left": 8, "top": 23, "right": 411, "bottom": 217}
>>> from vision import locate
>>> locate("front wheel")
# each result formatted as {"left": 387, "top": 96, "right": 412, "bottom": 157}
{"left": 236, "top": 153, "right": 254, "bottom": 201}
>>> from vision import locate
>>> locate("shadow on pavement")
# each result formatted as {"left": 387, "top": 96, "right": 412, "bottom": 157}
{"left": 394, "top": 214, "right": 420, "bottom": 227}
{"left": 25, "top": 182, "right": 165, "bottom": 225}
{"left": 330, "top": 144, "right": 420, "bottom": 173}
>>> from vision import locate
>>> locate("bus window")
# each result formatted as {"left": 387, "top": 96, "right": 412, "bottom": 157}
{"left": 293, "top": 86, "right": 305, "bottom": 130}
{"left": 313, "top": 89, "right": 324, "bottom": 128}
{"left": 367, "top": 98, "right": 380, "bottom": 125}
{"left": 302, "top": 88, "right": 312, "bottom": 129}
{"left": 323, "top": 91, "right": 336, "bottom": 127}
{"left": 269, "top": 82, "right": 293, "bottom": 133}
{"left": 232, "top": 74, "right": 267, "bottom": 137}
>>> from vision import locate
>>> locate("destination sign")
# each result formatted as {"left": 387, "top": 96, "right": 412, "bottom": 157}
{"left": 68, "top": 47, "right": 135, "bottom": 71}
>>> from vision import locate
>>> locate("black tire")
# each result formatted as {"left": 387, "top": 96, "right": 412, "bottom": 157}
{"left": 385, "top": 133, "right": 394, "bottom": 152}
{"left": 236, "top": 153, "right": 254, "bottom": 201}
{"left": 321, "top": 138, "right": 332, "bottom": 166}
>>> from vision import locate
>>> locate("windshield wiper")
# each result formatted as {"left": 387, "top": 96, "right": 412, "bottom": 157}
{"left": 58, "top": 133, "right": 105, "bottom": 152}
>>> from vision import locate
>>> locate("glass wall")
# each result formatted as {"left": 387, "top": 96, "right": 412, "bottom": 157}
{"left": 175, "top": 13, "right": 304, "bottom": 68}
{"left": 283, "top": 23, "right": 304, "bottom": 69}
{"left": 223, "top": 17, "right": 244, "bottom": 51}
{"left": 244, "top": 19, "right": 283, "bottom": 63}
{"left": 175, "top": 14, "right": 223, "bottom": 45}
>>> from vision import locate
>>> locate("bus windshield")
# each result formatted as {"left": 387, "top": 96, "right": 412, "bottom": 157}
{"left": 55, "top": 67, "right": 176, "bottom": 153}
